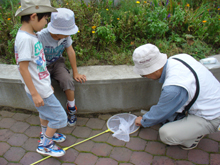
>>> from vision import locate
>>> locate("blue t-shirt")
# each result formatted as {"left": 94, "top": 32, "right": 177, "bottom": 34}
{"left": 37, "top": 28, "right": 72, "bottom": 65}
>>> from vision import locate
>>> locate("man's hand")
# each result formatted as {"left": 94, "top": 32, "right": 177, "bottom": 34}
{"left": 135, "top": 116, "right": 143, "bottom": 126}
{"left": 74, "top": 73, "right": 87, "bottom": 83}
{"left": 32, "top": 93, "right": 44, "bottom": 107}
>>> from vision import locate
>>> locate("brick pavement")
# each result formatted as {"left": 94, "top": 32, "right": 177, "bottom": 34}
{"left": 1, "top": 107, "right": 220, "bottom": 165}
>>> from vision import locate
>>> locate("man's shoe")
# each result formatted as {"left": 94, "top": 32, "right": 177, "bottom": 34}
{"left": 67, "top": 104, "right": 77, "bottom": 126}
{"left": 36, "top": 140, "right": 65, "bottom": 157}
{"left": 40, "top": 132, "right": 66, "bottom": 143}
{"left": 181, "top": 135, "right": 205, "bottom": 150}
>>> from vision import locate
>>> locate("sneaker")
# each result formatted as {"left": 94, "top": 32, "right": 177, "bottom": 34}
{"left": 181, "top": 135, "right": 205, "bottom": 150}
{"left": 36, "top": 140, "right": 65, "bottom": 157}
{"left": 40, "top": 132, "right": 66, "bottom": 143}
{"left": 67, "top": 104, "right": 77, "bottom": 126}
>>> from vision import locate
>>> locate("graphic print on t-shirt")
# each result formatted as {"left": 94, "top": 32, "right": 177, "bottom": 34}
{"left": 35, "top": 41, "right": 49, "bottom": 80}
{"left": 44, "top": 40, "right": 67, "bottom": 65}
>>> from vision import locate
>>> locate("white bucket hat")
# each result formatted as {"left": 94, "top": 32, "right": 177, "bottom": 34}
{"left": 47, "top": 8, "right": 78, "bottom": 35}
{"left": 133, "top": 44, "right": 167, "bottom": 75}
{"left": 15, "top": 0, "right": 57, "bottom": 17}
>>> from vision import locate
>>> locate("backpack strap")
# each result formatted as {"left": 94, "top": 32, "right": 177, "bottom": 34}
{"left": 172, "top": 58, "right": 200, "bottom": 116}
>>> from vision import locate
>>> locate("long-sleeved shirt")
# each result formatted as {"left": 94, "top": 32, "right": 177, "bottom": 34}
{"left": 141, "top": 62, "right": 189, "bottom": 127}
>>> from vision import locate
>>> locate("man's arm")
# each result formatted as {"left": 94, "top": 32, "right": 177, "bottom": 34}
{"left": 66, "top": 45, "right": 87, "bottom": 83}
{"left": 19, "top": 61, "right": 44, "bottom": 107}
{"left": 135, "top": 85, "right": 188, "bottom": 127}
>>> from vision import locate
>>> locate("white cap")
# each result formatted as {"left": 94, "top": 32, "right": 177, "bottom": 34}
{"left": 47, "top": 8, "right": 78, "bottom": 35}
{"left": 132, "top": 44, "right": 167, "bottom": 75}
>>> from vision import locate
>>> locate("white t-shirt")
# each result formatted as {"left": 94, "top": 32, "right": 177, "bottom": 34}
{"left": 15, "top": 29, "right": 53, "bottom": 98}
{"left": 37, "top": 28, "right": 72, "bottom": 65}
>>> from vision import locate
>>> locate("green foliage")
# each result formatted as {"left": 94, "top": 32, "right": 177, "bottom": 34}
{"left": 0, "top": 0, "right": 219, "bottom": 66}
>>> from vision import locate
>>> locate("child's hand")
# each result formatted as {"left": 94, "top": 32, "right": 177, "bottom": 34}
{"left": 135, "top": 116, "right": 142, "bottom": 126}
{"left": 32, "top": 93, "right": 44, "bottom": 107}
{"left": 74, "top": 73, "right": 87, "bottom": 83}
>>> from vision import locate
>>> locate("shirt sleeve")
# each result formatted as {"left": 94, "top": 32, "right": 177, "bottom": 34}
{"left": 17, "top": 37, "right": 33, "bottom": 63}
{"left": 141, "top": 85, "right": 188, "bottom": 127}
{"left": 66, "top": 36, "right": 73, "bottom": 48}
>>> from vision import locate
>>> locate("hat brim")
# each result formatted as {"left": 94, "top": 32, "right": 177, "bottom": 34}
{"left": 47, "top": 22, "right": 79, "bottom": 35}
{"left": 15, "top": 6, "right": 57, "bottom": 17}
{"left": 133, "top": 53, "right": 167, "bottom": 75}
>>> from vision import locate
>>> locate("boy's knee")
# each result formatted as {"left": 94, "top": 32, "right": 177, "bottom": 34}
{"left": 159, "top": 125, "right": 175, "bottom": 144}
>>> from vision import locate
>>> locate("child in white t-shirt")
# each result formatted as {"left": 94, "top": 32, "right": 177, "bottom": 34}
{"left": 37, "top": 8, "right": 87, "bottom": 127}
{"left": 15, "top": 0, "right": 67, "bottom": 157}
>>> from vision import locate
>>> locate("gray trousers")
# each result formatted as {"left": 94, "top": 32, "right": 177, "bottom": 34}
{"left": 159, "top": 114, "right": 220, "bottom": 147}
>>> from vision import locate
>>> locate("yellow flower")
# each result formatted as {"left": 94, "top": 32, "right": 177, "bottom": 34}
{"left": 78, "top": 30, "right": 80, "bottom": 33}
{"left": 19, "top": 6, "right": 21, "bottom": 8}
{"left": 7, "top": 18, "right": 11, "bottom": 20}
{"left": 218, "top": 8, "right": 220, "bottom": 10}
{"left": 92, "top": 31, "right": 95, "bottom": 33}
{"left": 136, "top": 1, "right": 140, "bottom": 4}
{"left": 117, "top": 18, "right": 120, "bottom": 20}
{"left": 207, "top": 9, "right": 209, "bottom": 11}
{"left": 186, "top": 3, "right": 190, "bottom": 7}
{"left": 144, "top": 1, "right": 147, "bottom": 3}
{"left": 92, "top": 26, "right": 96, "bottom": 29}
{"left": 106, "top": 9, "right": 109, "bottom": 11}
{"left": 66, "top": 3, "right": 68, "bottom": 5}
{"left": 202, "top": 20, "right": 207, "bottom": 23}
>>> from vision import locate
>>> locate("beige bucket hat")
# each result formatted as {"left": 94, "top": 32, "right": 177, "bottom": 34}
{"left": 133, "top": 44, "right": 167, "bottom": 75}
{"left": 15, "top": 0, "right": 57, "bottom": 17}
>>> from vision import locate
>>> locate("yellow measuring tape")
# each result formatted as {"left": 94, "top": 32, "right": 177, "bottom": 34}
{"left": 30, "top": 129, "right": 111, "bottom": 165}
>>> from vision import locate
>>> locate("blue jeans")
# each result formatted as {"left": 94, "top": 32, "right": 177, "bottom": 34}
{"left": 27, "top": 93, "right": 67, "bottom": 129}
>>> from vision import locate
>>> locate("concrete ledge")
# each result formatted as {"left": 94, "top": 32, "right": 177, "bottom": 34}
{"left": 1, "top": 55, "right": 220, "bottom": 114}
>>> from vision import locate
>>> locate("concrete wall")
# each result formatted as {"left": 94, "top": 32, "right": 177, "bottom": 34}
{"left": 0, "top": 55, "right": 220, "bottom": 114}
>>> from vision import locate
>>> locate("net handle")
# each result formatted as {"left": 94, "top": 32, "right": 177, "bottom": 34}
{"left": 30, "top": 129, "right": 111, "bottom": 165}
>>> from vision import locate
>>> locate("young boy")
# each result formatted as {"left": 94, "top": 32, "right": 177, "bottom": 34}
{"left": 15, "top": 0, "right": 67, "bottom": 157}
{"left": 37, "top": 8, "right": 87, "bottom": 126}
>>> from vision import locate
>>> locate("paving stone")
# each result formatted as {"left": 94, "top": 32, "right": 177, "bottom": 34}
{"left": 62, "top": 163, "right": 76, "bottom": 165}
{"left": 58, "top": 134, "right": 77, "bottom": 147}
{"left": 209, "top": 131, "right": 220, "bottom": 141}
{"left": 0, "top": 157, "right": 7, "bottom": 165}
{"left": 10, "top": 121, "right": 30, "bottom": 133}
{"left": 176, "top": 160, "right": 195, "bottom": 165}
{"left": 0, "top": 142, "right": 10, "bottom": 156}
{"left": 72, "top": 126, "right": 92, "bottom": 138}
{"left": 12, "top": 113, "right": 31, "bottom": 121}
{"left": 96, "top": 158, "right": 118, "bottom": 165}
{"left": 38, "top": 158, "right": 61, "bottom": 165}
{"left": 0, "top": 129, "right": 14, "bottom": 141}
{"left": 4, "top": 147, "right": 25, "bottom": 161}
{"left": 24, "top": 126, "right": 41, "bottom": 137}
{"left": 102, "top": 124, "right": 108, "bottom": 130}
{"left": 130, "top": 152, "right": 153, "bottom": 165}
{"left": 166, "top": 146, "right": 188, "bottom": 159}
{"left": 7, "top": 163, "right": 22, "bottom": 165}
{"left": 91, "top": 143, "right": 113, "bottom": 156}
{"left": 20, "top": 152, "right": 43, "bottom": 165}
{"left": 198, "top": 138, "right": 219, "bottom": 152}
{"left": 139, "top": 128, "right": 158, "bottom": 140}
{"left": 107, "top": 135, "right": 126, "bottom": 146}
{"left": 145, "top": 141, "right": 166, "bottom": 155}
{"left": 210, "top": 154, "right": 220, "bottom": 165}
{"left": 126, "top": 137, "right": 146, "bottom": 150}
{"left": 86, "top": 118, "right": 105, "bottom": 129}
{"left": 90, "top": 130, "right": 110, "bottom": 142}
{"left": 7, "top": 133, "right": 28, "bottom": 146}
{"left": 98, "top": 114, "right": 112, "bottom": 121}
{"left": 188, "top": 149, "right": 209, "bottom": 164}
{"left": 74, "top": 153, "right": 98, "bottom": 165}
{"left": 110, "top": 147, "right": 132, "bottom": 161}
{"left": 22, "top": 138, "right": 39, "bottom": 151}
{"left": 150, "top": 124, "right": 162, "bottom": 131}
{"left": 0, "top": 110, "right": 15, "bottom": 117}
{"left": 76, "top": 117, "right": 89, "bottom": 126}
{"left": 130, "top": 129, "right": 139, "bottom": 136}
{"left": 0, "top": 118, "right": 16, "bottom": 128}
{"left": 119, "top": 163, "right": 133, "bottom": 165}
{"left": 74, "top": 139, "right": 95, "bottom": 151}
{"left": 59, "top": 148, "right": 79, "bottom": 162}
{"left": 152, "top": 156, "right": 175, "bottom": 165}
{"left": 25, "top": 115, "right": 40, "bottom": 125}
{"left": 58, "top": 125, "right": 75, "bottom": 134}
